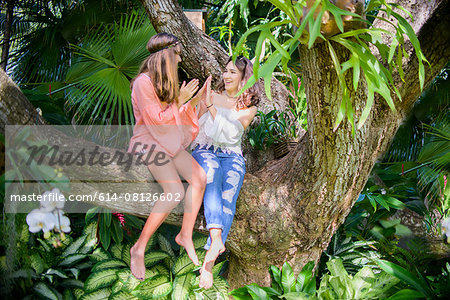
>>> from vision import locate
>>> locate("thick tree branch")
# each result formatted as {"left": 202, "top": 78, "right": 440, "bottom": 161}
{"left": 139, "top": 0, "right": 292, "bottom": 114}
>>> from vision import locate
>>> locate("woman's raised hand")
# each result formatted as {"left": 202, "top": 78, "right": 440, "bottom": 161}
{"left": 190, "top": 75, "right": 212, "bottom": 107}
{"left": 178, "top": 79, "right": 199, "bottom": 107}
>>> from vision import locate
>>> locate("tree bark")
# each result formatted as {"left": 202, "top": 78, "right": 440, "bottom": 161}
{"left": 1, "top": 0, "right": 15, "bottom": 71}
{"left": 224, "top": 0, "right": 450, "bottom": 288}
{"left": 1, "top": 0, "right": 449, "bottom": 290}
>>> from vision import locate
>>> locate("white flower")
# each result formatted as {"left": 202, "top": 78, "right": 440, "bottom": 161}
{"left": 53, "top": 210, "right": 71, "bottom": 233}
{"left": 40, "top": 188, "right": 65, "bottom": 212}
{"left": 442, "top": 216, "right": 450, "bottom": 244}
{"left": 26, "top": 209, "right": 57, "bottom": 233}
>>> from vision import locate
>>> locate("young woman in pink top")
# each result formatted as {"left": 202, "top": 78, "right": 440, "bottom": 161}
{"left": 128, "top": 33, "right": 209, "bottom": 280}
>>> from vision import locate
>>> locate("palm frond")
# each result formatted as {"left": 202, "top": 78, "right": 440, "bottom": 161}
{"left": 64, "top": 9, "right": 155, "bottom": 125}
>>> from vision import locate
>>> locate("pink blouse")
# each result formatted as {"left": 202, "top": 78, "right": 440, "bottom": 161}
{"left": 128, "top": 73, "right": 199, "bottom": 157}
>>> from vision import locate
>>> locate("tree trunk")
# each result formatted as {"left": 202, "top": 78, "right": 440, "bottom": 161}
{"left": 1, "top": 0, "right": 449, "bottom": 290}
{"left": 224, "top": 0, "right": 450, "bottom": 288}
{"left": 1, "top": 0, "right": 15, "bottom": 71}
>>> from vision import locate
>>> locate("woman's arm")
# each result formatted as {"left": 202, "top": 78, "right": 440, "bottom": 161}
{"left": 177, "top": 79, "right": 199, "bottom": 108}
{"left": 237, "top": 106, "right": 257, "bottom": 129}
{"left": 133, "top": 75, "right": 183, "bottom": 156}
{"left": 189, "top": 76, "right": 211, "bottom": 108}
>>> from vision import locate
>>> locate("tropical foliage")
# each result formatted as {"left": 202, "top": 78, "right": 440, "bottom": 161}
{"left": 234, "top": 0, "right": 428, "bottom": 133}
{"left": 64, "top": 10, "right": 156, "bottom": 125}
{"left": 1, "top": 0, "right": 449, "bottom": 299}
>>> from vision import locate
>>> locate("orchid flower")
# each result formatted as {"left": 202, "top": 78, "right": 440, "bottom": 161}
{"left": 40, "top": 188, "right": 65, "bottom": 212}
{"left": 26, "top": 208, "right": 57, "bottom": 233}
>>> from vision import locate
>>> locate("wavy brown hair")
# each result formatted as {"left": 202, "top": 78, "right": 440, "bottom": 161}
{"left": 132, "top": 33, "right": 182, "bottom": 104}
{"left": 217, "top": 56, "right": 260, "bottom": 110}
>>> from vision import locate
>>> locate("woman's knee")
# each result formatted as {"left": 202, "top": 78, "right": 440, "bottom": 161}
{"left": 163, "top": 183, "right": 185, "bottom": 202}
{"left": 195, "top": 168, "right": 207, "bottom": 189}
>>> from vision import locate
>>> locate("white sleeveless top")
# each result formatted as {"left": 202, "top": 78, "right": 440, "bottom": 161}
{"left": 191, "top": 106, "right": 244, "bottom": 155}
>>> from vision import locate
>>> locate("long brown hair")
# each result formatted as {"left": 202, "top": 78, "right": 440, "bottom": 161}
{"left": 132, "top": 33, "right": 182, "bottom": 104}
{"left": 217, "top": 56, "right": 260, "bottom": 109}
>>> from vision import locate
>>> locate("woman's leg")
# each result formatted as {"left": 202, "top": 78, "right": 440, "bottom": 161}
{"left": 218, "top": 153, "right": 246, "bottom": 243}
{"left": 130, "top": 155, "right": 185, "bottom": 280}
{"left": 200, "top": 153, "right": 245, "bottom": 289}
{"left": 171, "top": 149, "right": 207, "bottom": 266}
{"left": 192, "top": 148, "right": 229, "bottom": 289}
{"left": 191, "top": 148, "right": 225, "bottom": 236}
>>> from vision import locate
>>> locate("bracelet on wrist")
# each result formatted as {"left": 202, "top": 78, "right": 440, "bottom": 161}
{"left": 206, "top": 104, "right": 213, "bottom": 108}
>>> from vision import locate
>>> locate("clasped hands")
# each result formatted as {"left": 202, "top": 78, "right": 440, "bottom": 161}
{"left": 177, "top": 75, "right": 212, "bottom": 108}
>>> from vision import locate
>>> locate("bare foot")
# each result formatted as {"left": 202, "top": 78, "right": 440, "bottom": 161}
{"left": 130, "top": 244, "right": 146, "bottom": 281}
{"left": 199, "top": 239, "right": 225, "bottom": 289}
{"left": 175, "top": 232, "right": 199, "bottom": 266}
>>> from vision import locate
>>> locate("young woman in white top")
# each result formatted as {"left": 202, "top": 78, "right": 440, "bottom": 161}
{"left": 191, "top": 56, "right": 260, "bottom": 289}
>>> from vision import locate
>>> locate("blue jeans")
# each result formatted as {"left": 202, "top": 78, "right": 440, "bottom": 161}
{"left": 192, "top": 145, "right": 246, "bottom": 250}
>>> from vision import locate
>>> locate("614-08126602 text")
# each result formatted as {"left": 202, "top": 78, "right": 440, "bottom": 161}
{"left": 94, "top": 192, "right": 182, "bottom": 202}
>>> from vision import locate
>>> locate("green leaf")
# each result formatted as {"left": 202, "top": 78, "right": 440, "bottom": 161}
{"left": 117, "top": 269, "right": 144, "bottom": 292}
{"left": 381, "top": 195, "right": 405, "bottom": 210}
{"left": 112, "top": 279, "right": 125, "bottom": 294}
{"left": 112, "top": 218, "right": 124, "bottom": 244}
{"left": 144, "top": 251, "right": 171, "bottom": 267}
{"left": 270, "top": 265, "right": 282, "bottom": 286}
{"left": 158, "top": 234, "right": 175, "bottom": 257}
{"left": 246, "top": 283, "right": 269, "bottom": 299}
{"left": 63, "top": 289, "right": 76, "bottom": 300}
{"left": 386, "top": 289, "right": 425, "bottom": 299}
{"left": 172, "top": 273, "right": 195, "bottom": 300}
{"left": 84, "top": 269, "right": 118, "bottom": 292}
{"left": 59, "top": 253, "right": 87, "bottom": 267}
{"left": 80, "top": 288, "right": 111, "bottom": 300}
{"left": 85, "top": 207, "right": 100, "bottom": 224}
{"left": 34, "top": 282, "right": 59, "bottom": 300}
{"left": 229, "top": 287, "right": 252, "bottom": 299}
{"left": 212, "top": 260, "right": 226, "bottom": 277}
{"left": 30, "top": 253, "right": 45, "bottom": 274}
{"left": 92, "top": 258, "right": 127, "bottom": 272}
{"left": 103, "top": 211, "right": 112, "bottom": 227}
{"left": 63, "top": 235, "right": 87, "bottom": 257}
{"left": 281, "top": 292, "right": 310, "bottom": 300}
{"left": 132, "top": 275, "right": 172, "bottom": 299}
{"left": 366, "top": 194, "right": 377, "bottom": 212}
{"left": 303, "top": 276, "right": 317, "bottom": 295}
{"left": 296, "top": 261, "right": 315, "bottom": 293}
{"left": 149, "top": 264, "right": 170, "bottom": 277}
{"left": 173, "top": 253, "right": 196, "bottom": 276}
{"left": 199, "top": 276, "right": 229, "bottom": 300}
{"left": 308, "top": 9, "right": 325, "bottom": 48}
{"left": 357, "top": 82, "right": 375, "bottom": 129}
{"left": 267, "top": 34, "right": 290, "bottom": 59}
{"left": 390, "top": 11, "right": 428, "bottom": 90}
{"left": 122, "top": 244, "right": 131, "bottom": 266}
{"left": 45, "top": 268, "right": 69, "bottom": 279}
{"left": 375, "top": 195, "right": 390, "bottom": 211}
{"left": 111, "top": 244, "right": 124, "bottom": 260}
{"left": 281, "top": 262, "right": 296, "bottom": 293}
{"left": 61, "top": 279, "right": 84, "bottom": 289}
{"left": 377, "top": 260, "right": 432, "bottom": 297}
{"left": 100, "top": 217, "right": 111, "bottom": 250}
{"left": 110, "top": 290, "right": 140, "bottom": 300}
{"left": 90, "top": 248, "right": 110, "bottom": 262}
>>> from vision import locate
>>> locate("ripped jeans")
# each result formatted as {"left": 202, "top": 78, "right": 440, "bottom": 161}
{"left": 191, "top": 145, "right": 246, "bottom": 250}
